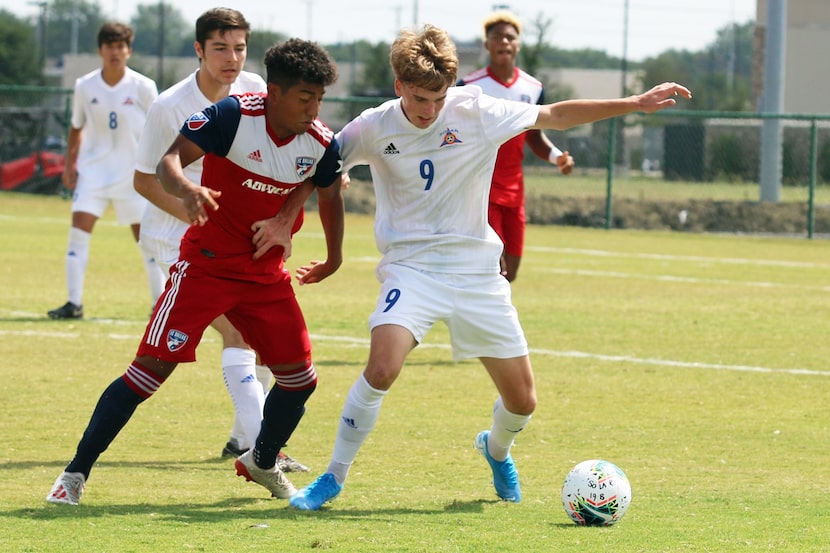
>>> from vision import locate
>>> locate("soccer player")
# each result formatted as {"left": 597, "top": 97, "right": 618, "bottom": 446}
{"left": 133, "top": 8, "right": 306, "bottom": 472}
{"left": 46, "top": 38, "right": 344, "bottom": 505}
{"left": 459, "top": 11, "right": 575, "bottom": 283}
{"left": 289, "top": 24, "right": 690, "bottom": 510}
{"left": 48, "top": 22, "right": 160, "bottom": 320}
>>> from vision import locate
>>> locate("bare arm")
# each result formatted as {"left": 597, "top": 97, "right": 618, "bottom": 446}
{"left": 156, "top": 134, "right": 217, "bottom": 226}
{"left": 533, "top": 82, "right": 692, "bottom": 131}
{"left": 526, "top": 129, "right": 574, "bottom": 175}
{"left": 133, "top": 170, "right": 189, "bottom": 223}
{"left": 62, "top": 127, "right": 82, "bottom": 190}
{"left": 295, "top": 176, "right": 345, "bottom": 285}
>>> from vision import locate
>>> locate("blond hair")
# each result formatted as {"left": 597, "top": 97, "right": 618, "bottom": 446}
{"left": 482, "top": 11, "right": 522, "bottom": 39}
{"left": 390, "top": 24, "right": 458, "bottom": 91}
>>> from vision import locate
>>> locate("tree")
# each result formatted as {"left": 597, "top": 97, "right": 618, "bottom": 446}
{"left": 519, "top": 12, "right": 552, "bottom": 77}
{"left": 130, "top": 3, "right": 190, "bottom": 57}
{"left": 0, "top": 10, "right": 41, "bottom": 86}
{"left": 247, "top": 30, "right": 289, "bottom": 69}
{"left": 45, "top": 0, "right": 106, "bottom": 57}
{"left": 639, "top": 20, "right": 753, "bottom": 111}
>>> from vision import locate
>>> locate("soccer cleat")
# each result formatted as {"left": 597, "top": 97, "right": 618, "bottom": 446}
{"left": 289, "top": 472, "right": 342, "bottom": 511}
{"left": 277, "top": 451, "right": 310, "bottom": 473}
{"left": 221, "top": 439, "right": 247, "bottom": 458}
{"left": 474, "top": 430, "right": 521, "bottom": 502}
{"left": 46, "top": 471, "right": 86, "bottom": 505}
{"left": 47, "top": 301, "right": 83, "bottom": 320}
{"left": 234, "top": 450, "right": 297, "bottom": 499}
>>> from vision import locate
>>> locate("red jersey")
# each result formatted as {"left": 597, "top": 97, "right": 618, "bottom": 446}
{"left": 178, "top": 93, "right": 341, "bottom": 284}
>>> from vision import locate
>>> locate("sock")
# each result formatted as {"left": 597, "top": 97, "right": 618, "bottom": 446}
{"left": 222, "top": 347, "right": 263, "bottom": 450}
{"left": 65, "top": 361, "right": 164, "bottom": 479}
{"left": 140, "top": 247, "right": 167, "bottom": 305}
{"left": 66, "top": 227, "right": 91, "bottom": 306}
{"left": 326, "top": 374, "right": 387, "bottom": 485}
{"left": 487, "top": 396, "right": 532, "bottom": 462}
{"left": 253, "top": 363, "right": 317, "bottom": 469}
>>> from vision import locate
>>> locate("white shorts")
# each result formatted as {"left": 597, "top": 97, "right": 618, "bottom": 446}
{"left": 72, "top": 180, "right": 147, "bottom": 225}
{"left": 138, "top": 232, "right": 179, "bottom": 275}
{"left": 369, "top": 264, "right": 529, "bottom": 361}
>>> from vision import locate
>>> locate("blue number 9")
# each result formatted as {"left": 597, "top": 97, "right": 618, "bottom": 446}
{"left": 420, "top": 160, "right": 434, "bottom": 190}
{"left": 383, "top": 288, "right": 401, "bottom": 312}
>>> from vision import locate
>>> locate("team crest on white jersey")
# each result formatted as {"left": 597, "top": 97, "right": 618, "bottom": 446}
{"left": 296, "top": 156, "right": 315, "bottom": 177}
{"left": 439, "top": 127, "right": 463, "bottom": 148}
{"left": 186, "top": 112, "right": 209, "bottom": 131}
{"left": 166, "top": 329, "right": 188, "bottom": 352}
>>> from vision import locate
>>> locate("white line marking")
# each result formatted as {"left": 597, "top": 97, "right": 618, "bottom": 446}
{"left": 527, "top": 245, "right": 830, "bottom": 269}
{"left": 2, "top": 326, "right": 825, "bottom": 377}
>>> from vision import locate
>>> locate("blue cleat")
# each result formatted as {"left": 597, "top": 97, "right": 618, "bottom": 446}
{"left": 474, "top": 430, "right": 521, "bottom": 502}
{"left": 289, "top": 472, "right": 343, "bottom": 511}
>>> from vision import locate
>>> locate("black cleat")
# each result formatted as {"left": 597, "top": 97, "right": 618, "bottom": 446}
{"left": 47, "top": 302, "right": 83, "bottom": 320}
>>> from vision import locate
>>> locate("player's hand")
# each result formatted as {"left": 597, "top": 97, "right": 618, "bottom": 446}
{"left": 251, "top": 214, "right": 293, "bottom": 260}
{"left": 182, "top": 184, "right": 220, "bottom": 226}
{"left": 637, "top": 82, "right": 692, "bottom": 113}
{"left": 557, "top": 151, "right": 575, "bottom": 175}
{"left": 295, "top": 259, "right": 341, "bottom": 285}
{"left": 340, "top": 172, "right": 351, "bottom": 190}
{"left": 62, "top": 168, "right": 78, "bottom": 190}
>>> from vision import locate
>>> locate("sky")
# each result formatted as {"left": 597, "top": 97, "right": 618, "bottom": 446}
{"left": 3, "top": 0, "right": 757, "bottom": 62}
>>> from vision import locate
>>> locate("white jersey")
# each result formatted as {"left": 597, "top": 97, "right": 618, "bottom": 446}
{"left": 135, "top": 70, "right": 267, "bottom": 246}
{"left": 71, "top": 67, "right": 158, "bottom": 191}
{"left": 338, "top": 85, "right": 539, "bottom": 274}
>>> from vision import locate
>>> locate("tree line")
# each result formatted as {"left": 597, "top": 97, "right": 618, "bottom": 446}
{"left": 0, "top": 1, "right": 754, "bottom": 112}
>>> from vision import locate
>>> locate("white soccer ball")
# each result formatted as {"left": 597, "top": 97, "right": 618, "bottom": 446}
{"left": 561, "top": 459, "right": 632, "bottom": 526}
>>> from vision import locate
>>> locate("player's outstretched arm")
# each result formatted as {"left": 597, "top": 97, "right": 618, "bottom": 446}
{"left": 526, "top": 129, "right": 575, "bottom": 176}
{"left": 535, "top": 82, "right": 692, "bottom": 131}
{"left": 295, "top": 176, "right": 345, "bottom": 286}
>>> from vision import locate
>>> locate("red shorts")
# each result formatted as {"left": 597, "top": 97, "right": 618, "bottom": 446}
{"left": 488, "top": 202, "right": 525, "bottom": 257}
{"left": 137, "top": 260, "right": 311, "bottom": 365}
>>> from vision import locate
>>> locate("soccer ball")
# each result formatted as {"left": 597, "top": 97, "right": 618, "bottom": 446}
{"left": 561, "top": 459, "right": 632, "bottom": 526}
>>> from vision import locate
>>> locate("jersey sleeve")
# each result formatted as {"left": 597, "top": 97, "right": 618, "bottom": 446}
{"left": 477, "top": 93, "right": 540, "bottom": 146}
{"left": 179, "top": 96, "right": 241, "bottom": 158}
{"left": 311, "top": 135, "right": 342, "bottom": 188}
{"left": 70, "top": 79, "right": 86, "bottom": 129}
{"left": 135, "top": 102, "right": 179, "bottom": 174}
{"left": 336, "top": 115, "right": 370, "bottom": 171}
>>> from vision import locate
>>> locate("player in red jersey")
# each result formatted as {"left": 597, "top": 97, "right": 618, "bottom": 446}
{"left": 460, "top": 11, "right": 575, "bottom": 282}
{"left": 47, "top": 38, "right": 344, "bottom": 505}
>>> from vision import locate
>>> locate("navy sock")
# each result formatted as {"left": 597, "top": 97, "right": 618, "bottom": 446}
{"left": 65, "top": 377, "right": 146, "bottom": 478}
{"left": 253, "top": 385, "right": 314, "bottom": 469}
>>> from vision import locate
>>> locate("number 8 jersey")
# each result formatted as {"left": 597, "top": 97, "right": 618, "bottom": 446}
{"left": 337, "top": 85, "right": 539, "bottom": 274}
{"left": 70, "top": 67, "right": 158, "bottom": 190}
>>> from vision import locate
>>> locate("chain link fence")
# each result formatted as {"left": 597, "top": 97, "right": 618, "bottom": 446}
{"left": 4, "top": 87, "right": 829, "bottom": 237}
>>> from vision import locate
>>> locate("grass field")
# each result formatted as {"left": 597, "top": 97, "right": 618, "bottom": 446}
{"left": 1, "top": 191, "right": 829, "bottom": 552}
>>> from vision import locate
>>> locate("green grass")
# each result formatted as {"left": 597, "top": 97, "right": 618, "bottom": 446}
{"left": 523, "top": 165, "right": 830, "bottom": 203}
{"left": 1, "top": 191, "right": 829, "bottom": 552}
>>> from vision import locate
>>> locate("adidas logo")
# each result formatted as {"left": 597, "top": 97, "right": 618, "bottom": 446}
{"left": 341, "top": 416, "right": 357, "bottom": 429}
{"left": 240, "top": 374, "right": 256, "bottom": 383}
{"left": 247, "top": 149, "right": 263, "bottom": 162}
{"left": 383, "top": 142, "right": 399, "bottom": 155}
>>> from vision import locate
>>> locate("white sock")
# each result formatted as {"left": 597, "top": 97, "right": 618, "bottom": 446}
{"left": 488, "top": 396, "right": 532, "bottom": 462}
{"left": 66, "top": 227, "right": 90, "bottom": 306}
{"left": 140, "top": 246, "right": 167, "bottom": 305}
{"left": 326, "top": 374, "right": 387, "bottom": 485}
{"left": 222, "top": 347, "right": 263, "bottom": 450}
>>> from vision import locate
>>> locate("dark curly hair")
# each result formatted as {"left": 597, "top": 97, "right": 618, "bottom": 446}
{"left": 264, "top": 38, "right": 338, "bottom": 92}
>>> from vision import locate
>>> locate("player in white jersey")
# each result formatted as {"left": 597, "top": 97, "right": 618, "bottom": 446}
{"left": 133, "top": 8, "right": 307, "bottom": 473}
{"left": 459, "top": 11, "right": 575, "bottom": 282}
{"left": 290, "top": 25, "right": 691, "bottom": 510}
{"left": 48, "top": 22, "right": 159, "bottom": 320}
